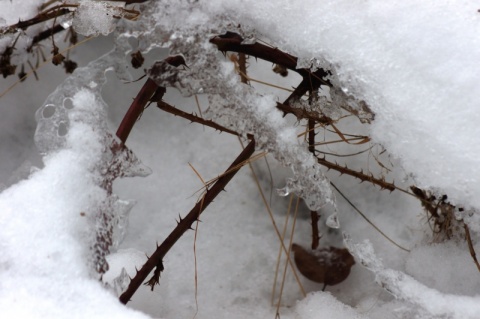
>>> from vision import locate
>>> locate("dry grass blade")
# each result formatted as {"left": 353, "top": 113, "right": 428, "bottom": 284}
{"left": 275, "top": 196, "right": 301, "bottom": 316}
{"left": 237, "top": 138, "right": 306, "bottom": 298}
{"left": 464, "top": 223, "right": 480, "bottom": 272}
{"left": 271, "top": 194, "right": 295, "bottom": 306}
{"left": 330, "top": 182, "right": 410, "bottom": 252}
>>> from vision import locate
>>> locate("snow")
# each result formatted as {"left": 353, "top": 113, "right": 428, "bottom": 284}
{"left": 0, "top": 90, "right": 148, "bottom": 318}
{"left": 295, "top": 292, "right": 367, "bottom": 319}
{"left": 0, "top": 0, "right": 39, "bottom": 25}
{"left": 346, "top": 238, "right": 480, "bottom": 319}
{"left": 2, "top": 0, "right": 480, "bottom": 318}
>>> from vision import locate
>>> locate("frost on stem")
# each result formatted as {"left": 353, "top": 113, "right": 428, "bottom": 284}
{"left": 121, "top": 1, "right": 376, "bottom": 213}
{"left": 143, "top": 13, "right": 336, "bottom": 211}
{"left": 296, "top": 57, "right": 374, "bottom": 124}
{"left": 34, "top": 46, "right": 151, "bottom": 275}
{"left": 149, "top": 50, "right": 335, "bottom": 211}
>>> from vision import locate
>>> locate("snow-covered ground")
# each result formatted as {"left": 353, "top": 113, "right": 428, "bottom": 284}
{"left": 2, "top": 1, "right": 480, "bottom": 318}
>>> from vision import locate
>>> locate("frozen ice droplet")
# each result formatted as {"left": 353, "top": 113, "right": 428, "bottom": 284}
{"left": 112, "top": 268, "right": 130, "bottom": 296}
{"left": 61, "top": 19, "right": 73, "bottom": 29}
{"left": 277, "top": 186, "right": 290, "bottom": 197}
{"left": 241, "top": 36, "right": 257, "bottom": 45}
{"left": 326, "top": 212, "right": 340, "bottom": 229}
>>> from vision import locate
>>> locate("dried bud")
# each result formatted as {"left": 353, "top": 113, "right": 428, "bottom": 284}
{"left": 1, "top": 62, "right": 16, "bottom": 78}
{"left": 131, "top": 50, "right": 144, "bottom": 69}
{"left": 52, "top": 53, "right": 65, "bottom": 66}
{"left": 63, "top": 59, "right": 78, "bottom": 73}
{"left": 273, "top": 64, "right": 288, "bottom": 77}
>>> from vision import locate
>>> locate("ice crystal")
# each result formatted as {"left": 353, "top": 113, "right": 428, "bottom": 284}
{"left": 73, "top": 0, "right": 121, "bottom": 37}
{"left": 326, "top": 212, "right": 340, "bottom": 229}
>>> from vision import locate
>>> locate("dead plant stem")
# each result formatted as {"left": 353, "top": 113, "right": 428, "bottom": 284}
{"left": 119, "top": 139, "right": 256, "bottom": 304}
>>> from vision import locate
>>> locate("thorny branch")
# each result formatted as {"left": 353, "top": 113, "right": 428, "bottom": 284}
{"left": 157, "top": 101, "right": 240, "bottom": 136}
{"left": 318, "top": 157, "right": 396, "bottom": 191}
{"left": 116, "top": 78, "right": 163, "bottom": 145}
{"left": 210, "top": 32, "right": 330, "bottom": 81}
{"left": 119, "top": 138, "right": 256, "bottom": 304}
{"left": 0, "top": 7, "right": 73, "bottom": 35}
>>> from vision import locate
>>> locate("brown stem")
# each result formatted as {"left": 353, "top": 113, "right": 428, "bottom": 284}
{"left": 307, "top": 119, "right": 320, "bottom": 249}
{"left": 1, "top": 8, "right": 72, "bottom": 34}
{"left": 157, "top": 101, "right": 239, "bottom": 136}
{"left": 318, "top": 157, "right": 396, "bottom": 192}
{"left": 275, "top": 101, "right": 333, "bottom": 124}
{"left": 210, "top": 32, "right": 331, "bottom": 84}
{"left": 310, "top": 211, "right": 320, "bottom": 250}
{"left": 27, "top": 24, "right": 65, "bottom": 52}
{"left": 116, "top": 78, "right": 162, "bottom": 144}
{"left": 284, "top": 78, "right": 310, "bottom": 105}
{"left": 276, "top": 77, "right": 333, "bottom": 124}
{"left": 119, "top": 138, "right": 256, "bottom": 304}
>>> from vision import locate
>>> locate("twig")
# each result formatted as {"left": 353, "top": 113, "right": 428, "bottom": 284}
{"left": 157, "top": 101, "right": 239, "bottom": 136}
{"left": 119, "top": 138, "right": 256, "bottom": 304}
{"left": 27, "top": 24, "right": 65, "bottom": 52}
{"left": 318, "top": 157, "right": 396, "bottom": 192}
{"left": 210, "top": 32, "right": 330, "bottom": 84}
{"left": 1, "top": 7, "right": 73, "bottom": 35}
{"left": 308, "top": 119, "right": 320, "bottom": 250}
{"left": 116, "top": 79, "right": 163, "bottom": 144}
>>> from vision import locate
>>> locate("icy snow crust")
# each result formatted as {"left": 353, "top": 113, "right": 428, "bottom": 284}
{"left": 2, "top": 0, "right": 480, "bottom": 318}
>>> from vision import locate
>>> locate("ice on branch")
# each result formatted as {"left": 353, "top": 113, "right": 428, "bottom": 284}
{"left": 344, "top": 234, "right": 480, "bottom": 319}
{"left": 143, "top": 5, "right": 335, "bottom": 211}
